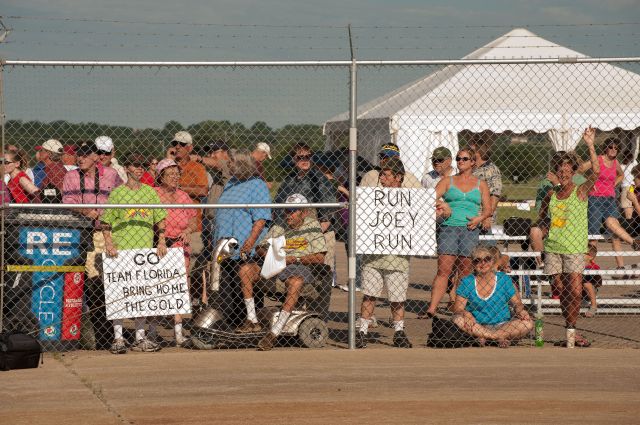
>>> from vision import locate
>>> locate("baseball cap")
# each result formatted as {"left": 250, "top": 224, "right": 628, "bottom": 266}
{"left": 63, "top": 145, "right": 76, "bottom": 155}
{"left": 94, "top": 136, "right": 114, "bottom": 153}
{"left": 76, "top": 142, "right": 96, "bottom": 156}
{"left": 173, "top": 131, "right": 193, "bottom": 145}
{"left": 255, "top": 142, "right": 272, "bottom": 159}
{"left": 381, "top": 157, "right": 405, "bottom": 175}
{"left": 156, "top": 158, "right": 178, "bottom": 174}
{"left": 379, "top": 143, "right": 400, "bottom": 158}
{"left": 206, "top": 139, "right": 229, "bottom": 153}
{"left": 285, "top": 193, "right": 309, "bottom": 205}
{"left": 42, "top": 139, "right": 64, "bottom": 154}
{"left": 431, "top": 147, "right": 452, "bottom": 161}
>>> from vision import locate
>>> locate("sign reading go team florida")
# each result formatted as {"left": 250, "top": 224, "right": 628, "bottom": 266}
{"left": 356, "top": 188, "right": 436, "bottom": 256}
{"left": 102, "top": 248, "right": 191, "bottom": 320}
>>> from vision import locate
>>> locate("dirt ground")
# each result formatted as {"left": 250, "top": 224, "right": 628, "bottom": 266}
{"left": 2, "top": 348, "right": 640, "bottom": 425}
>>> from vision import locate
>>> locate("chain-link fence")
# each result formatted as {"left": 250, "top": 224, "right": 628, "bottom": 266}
{"left": 2, "top": 56, "right": 640, "bottom": 352}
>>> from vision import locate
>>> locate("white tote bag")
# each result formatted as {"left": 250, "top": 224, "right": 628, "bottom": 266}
{"left": 260, "top": 235, "right": 287, "bottom": 279}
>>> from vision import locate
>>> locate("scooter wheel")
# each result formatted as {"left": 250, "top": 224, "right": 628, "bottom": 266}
{"left": 298, "top": 317, "right": 328, "bottom": 348}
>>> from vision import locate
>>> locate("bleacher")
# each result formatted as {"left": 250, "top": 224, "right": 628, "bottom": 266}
{"left": 481, "top": 232, "right": 640, "bottom": 315}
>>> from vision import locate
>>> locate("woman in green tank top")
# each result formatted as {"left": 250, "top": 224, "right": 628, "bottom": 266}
{"left": 538, "top": 127, "right": 599, "bottom": 347}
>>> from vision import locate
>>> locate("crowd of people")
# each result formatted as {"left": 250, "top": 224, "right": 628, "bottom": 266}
{"left": 2, "top": 126, "right": 633, "bottom": 351}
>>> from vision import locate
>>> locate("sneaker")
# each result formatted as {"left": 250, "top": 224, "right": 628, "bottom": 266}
{"left": 109, "top": 338, "right": 127, "bottom": 355}
{"left": 236, "top": 320, "right": 263, "bottom": 334}
{"left": 393, "top": 330, "right": 412, "bottom": 348}
{"left": 355, "top": 330, "right": 367, "bottom": 348}
{"left": 130, "top": 337, "right": 161, "bottom": 352}
{"left": 175, "top": 334, "right": 189, "bottom": 347}
{"left": 257, "top": 332, "right": 278, "bottom": 351}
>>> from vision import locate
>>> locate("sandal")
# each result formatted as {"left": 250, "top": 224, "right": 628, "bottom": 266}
{"left": 584, "top": 306, "right": 597, "bottom": 318}
{"left": 574, "top": 334, "right": 591, "bottom": 348}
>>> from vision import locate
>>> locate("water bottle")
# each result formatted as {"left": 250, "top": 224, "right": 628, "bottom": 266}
{"left": 566, "top": 327, "right": 576, "bottom": 349}
{"left": 534, "top": 314, "right": 544, "bottom": 347}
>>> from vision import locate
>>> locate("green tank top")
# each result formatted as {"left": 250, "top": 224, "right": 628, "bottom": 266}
{"left": 442, "top": 176, "right": 481, "bottom": 227}
{"left": 544, "top": 187, "right": 588, "bottom": 254}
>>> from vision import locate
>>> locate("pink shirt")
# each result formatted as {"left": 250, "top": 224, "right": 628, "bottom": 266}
{"left": 591, "top": 156, "right": 617, "bottom": 198}
{"left": 62, "top": 164, "right": 123, "bottom": 226}
{"left": 154, "top": 187, "right": 197, "bottom": 239}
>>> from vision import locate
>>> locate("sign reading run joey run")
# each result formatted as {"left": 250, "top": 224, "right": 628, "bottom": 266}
{"left": 102, "top": 248, "right": 191, "bottom": 320}
{"left": 356, "top": 188, "right": 436, "bottom": 256}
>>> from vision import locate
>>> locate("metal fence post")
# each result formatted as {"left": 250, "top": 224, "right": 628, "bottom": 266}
{"left": 347, "top": 58, "right": 357, "bottom": 349}
{"left": 0, "top": 62, "right": 5, "bottom": 332}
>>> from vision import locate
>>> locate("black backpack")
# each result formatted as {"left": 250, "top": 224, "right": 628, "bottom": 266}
{"left": 426, "top": 316, "right": 477, "bottom": 348}
{"left": 0, "top": 330, "right": 42, "bottom": 371}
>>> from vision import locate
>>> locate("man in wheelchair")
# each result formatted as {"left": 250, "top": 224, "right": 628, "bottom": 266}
{"left": 236, "top": 193, "right": 328, "bottom": 351}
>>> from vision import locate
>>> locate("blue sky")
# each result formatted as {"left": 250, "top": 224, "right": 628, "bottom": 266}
{"left": 1, "top": 0, "right": 639, "bottom": 129}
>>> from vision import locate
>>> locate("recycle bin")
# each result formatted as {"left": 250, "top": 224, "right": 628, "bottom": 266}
{"left": 3, "top": 208, "right": 93, "bottom": 351}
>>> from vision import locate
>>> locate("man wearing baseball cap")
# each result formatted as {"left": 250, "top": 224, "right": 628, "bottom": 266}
{"left": 37, "top": 139, "right": 68, "bottom": 199}
{"left": 252, "top": 142, "right": 273, "bottom": 188}
{"left": 422, "top": 146, "right": 456, "bottom": 189}
{"left": 95, "top": 135, "right": 128, "bottom": 183}
{"left": 360, "top": 143, "right": 422, "bottom": 188}
{"left": 234, "top": 193, "right": 327, "bottom": 351}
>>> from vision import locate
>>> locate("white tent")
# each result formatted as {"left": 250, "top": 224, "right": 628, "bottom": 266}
{"left": 323, "top": 28, "right": 640, "bottom": 179}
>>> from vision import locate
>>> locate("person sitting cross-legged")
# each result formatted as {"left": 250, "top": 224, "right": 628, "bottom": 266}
{"left": 236, "top": 193, "right": 327, "bottom": 351}
{"left": 451, "top": 245, "right": 533, "bottom": 348}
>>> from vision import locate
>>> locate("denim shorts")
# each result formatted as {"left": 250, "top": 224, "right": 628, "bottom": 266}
{"left": 437, "top": 225, "right": 480, "bottom": 257}
{"left": 588, "top": 196, "right": 619, "bottom": 235}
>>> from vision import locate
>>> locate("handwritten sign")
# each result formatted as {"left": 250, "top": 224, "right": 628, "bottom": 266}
{"left": 103, "top": 248, "right": 191, "bottom": 320}
{"left": 355, "top": 187, "right": 436, "bottom": 256}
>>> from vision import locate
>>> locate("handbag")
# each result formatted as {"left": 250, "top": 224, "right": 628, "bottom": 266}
{"left": 260, "top": 236, "right": 287, "bottom": 279}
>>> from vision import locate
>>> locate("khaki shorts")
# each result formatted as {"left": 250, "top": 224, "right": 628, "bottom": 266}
{"left": 620, "top": 187, "right": 632, "bottom": 210}
{"left": 362, "top": 266, "right": 409, "bottom": 303}
{"left": 85, "top": 232, "right": 105, "bottom": 279}
{"left": 544, "top": 252, "right": 585, "bottom": 275}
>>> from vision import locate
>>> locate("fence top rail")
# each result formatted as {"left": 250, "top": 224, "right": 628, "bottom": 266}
{"left": 4, "top": 202, "right": 347, "bottom": 210}
{"left": 3, "top": 57, "right": 640, "bottom": 67}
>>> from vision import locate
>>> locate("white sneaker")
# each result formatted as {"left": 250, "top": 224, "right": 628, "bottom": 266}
{"left": 109, "top": 338, "right": 127, "bottom": 355}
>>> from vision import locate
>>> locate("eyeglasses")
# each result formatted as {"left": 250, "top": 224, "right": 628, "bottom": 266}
{"left": 456, "top": 156, "right": 472, "bottom": 162}
{"left": 171, "top": 140, "right": 189, "bottom": 148}
{"left": 472, "top": 255, "right": 493, "bottom": 265}
{"left": 295, "top": 155, "right": 312, "bottom": 162}
{"left": 97, "top": 150, "right": 112, "bottom": 156}
{"left": 607, "top": 146, "right": 619, "bottom": 151}
{"left": 432, "top": 158, "right": 446, "bottom": 164}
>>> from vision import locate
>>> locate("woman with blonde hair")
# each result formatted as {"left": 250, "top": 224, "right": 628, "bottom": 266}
{"left": 452, "top": 245, "right": 533, "bottom": 348}
{"left": 3, "top": 149, "right": 39, "bottom": 203}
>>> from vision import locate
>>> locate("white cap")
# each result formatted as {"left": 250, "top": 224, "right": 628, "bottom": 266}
{"left": 41, "top": 139, "right": 63, "bottom": 154}
{"left": 173, "top": 131, "right": 193, "bottom": 145}
{"left": 95, "top": 136, "right": 114, "bottom": 153}
{"left": 285, "top": 193, "right": 308, "bottom": 205}
{"left": 255, "top": 142, "right": 272, "bottom": 159}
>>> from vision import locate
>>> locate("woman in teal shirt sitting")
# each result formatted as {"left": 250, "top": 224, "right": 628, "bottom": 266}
{"left": 452, "top": 245, "right": 533, "bottom": 348}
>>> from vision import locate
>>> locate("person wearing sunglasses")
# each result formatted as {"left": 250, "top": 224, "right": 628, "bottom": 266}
{"left": 451, "top": 245, "right": 533, "bottom": 348}
{"left": 102, "top": 153, "right": 168, "bottom": 354}
{"left": 421, "top": 147, "right": 492, "bottom": 319}
{"left": 578, "top": 133, "right": 628, "bottom": 268}
{"left": 95, "top": 136, "right": 128, "bottom": 184}
{"left": 422, "top": 146, "right": 456, "bottom": 189}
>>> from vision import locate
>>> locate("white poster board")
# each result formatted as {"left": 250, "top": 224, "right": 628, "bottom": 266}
{"left": 103, "top": 248, "right": 191, "bottom": 320}
{"left": 355, "top": 187, "right": 436, "bottom": 256}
